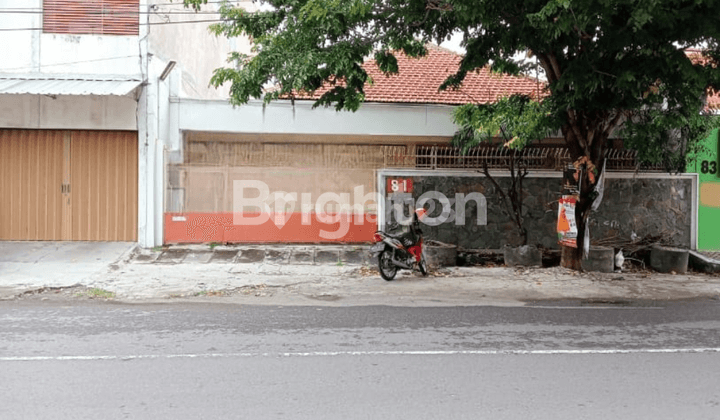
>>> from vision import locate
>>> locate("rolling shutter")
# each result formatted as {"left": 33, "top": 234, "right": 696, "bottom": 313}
{"left": 43, "top": 0, "right": 139, "bottom": 36}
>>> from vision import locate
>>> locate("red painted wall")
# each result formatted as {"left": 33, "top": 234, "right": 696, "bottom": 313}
{"left": 164, "top": 212, "right": 377, "bottom": 244}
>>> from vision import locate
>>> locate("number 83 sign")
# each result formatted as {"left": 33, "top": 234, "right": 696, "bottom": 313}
{"left": 701, "top": 160, "right": 718, "bottom": 175}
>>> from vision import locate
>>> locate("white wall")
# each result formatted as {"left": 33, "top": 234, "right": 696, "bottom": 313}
{"left": 37, "top": 34, "right": 141, "bottom": 76}
{"left": 0, "top": 1, "right": 39, "bottom": 72}
{"left": 0, "top": 94, "right": 137, "bottom": 130}
{"left": 0, "top": 0, "right": 141, "bottom": 76}
{"left": 147, "top": 1, "right": 255, "bottom": 100}
{"left": 176, "top": 99, "right": 459, "bottom": 137}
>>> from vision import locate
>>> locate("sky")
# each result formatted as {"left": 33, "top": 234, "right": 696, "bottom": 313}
{"left": 440, "top": 32, "right": 466, "bottom": 54}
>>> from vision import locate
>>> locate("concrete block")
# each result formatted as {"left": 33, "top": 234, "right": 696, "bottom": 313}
{"left": 155, "top": 249, "right": 189, "bottom": 264}
{"left": 503, "top": 245, "right": 542, "bottom": 268}
{"left": 315, "top": 250, "right": 341, "bottom": 265}
{"left": 210, "top": 250, "right": 239, "bottom": 263}
{"left": 650, "top": 246, "right": 689, "bottom": 274}
{"left": 581, "top": 246, "right": 615, "bottom": 273}
{"left": 689, "top": 251, "right": 720, "bottom": 274}
{"left": 183, "top": 251, "right": 213, "bottom": 264}
{"left": 265, "top": 249, "right": 290, "bottom": 264}
{"left": 425, "top": 242, "right": 457, "bottom": 267}
{"left": 235, "top": 249, "right": 265, "bottom": 263}
{"left": 132, "top": 251, "right": 161, "bottom": 264}
{"left": 289, "top": 249, "right": 314, "bottom": 265}
{"left": 341, "top": 248, "right": 367, "bottom": 265}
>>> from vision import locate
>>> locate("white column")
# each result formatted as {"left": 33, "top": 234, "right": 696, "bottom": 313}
{"left": 137, "top": 0, "right": 155, "bottom": 248}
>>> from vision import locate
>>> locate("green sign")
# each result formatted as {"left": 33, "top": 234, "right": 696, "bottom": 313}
{"left": 688, "top": 129, "right": 720, "bottom": 250}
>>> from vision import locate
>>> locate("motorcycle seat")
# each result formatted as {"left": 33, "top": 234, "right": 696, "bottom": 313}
{"left": 385, "top": 232, "right": 405, "bottom": 240}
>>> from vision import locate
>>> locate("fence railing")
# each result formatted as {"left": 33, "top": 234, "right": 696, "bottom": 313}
{"left": 389, "top": 145, "right": 665, "bottom": 172}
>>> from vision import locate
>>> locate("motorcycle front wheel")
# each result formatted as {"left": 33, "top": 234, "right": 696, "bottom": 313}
{"left": 378, "top": 249, "right": 397, "bottom": 281}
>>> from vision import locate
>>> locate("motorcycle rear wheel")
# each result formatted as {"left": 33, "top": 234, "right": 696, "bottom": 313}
{"left": 419, "top": 254, "right": 428, "bottom": 276}
{"left": 378, "top": 249, "right": 397, "bottom": 281}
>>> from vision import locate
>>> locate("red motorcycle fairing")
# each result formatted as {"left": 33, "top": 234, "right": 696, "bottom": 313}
{"left": 407, "top": 238, "right": 423, "bottom": 262}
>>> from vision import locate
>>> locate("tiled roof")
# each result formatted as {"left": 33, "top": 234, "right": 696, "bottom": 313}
{"left": 294, "top": 44, "right": 545, "bottom": 105}
{"left": 686, "top": 49, "right": 719, "bottom": 112}
{"left": 290, "top": 46, "right": 719, "bottom": 110}
{"left": 707, "top": 93, "right": 720, "bottom": 111}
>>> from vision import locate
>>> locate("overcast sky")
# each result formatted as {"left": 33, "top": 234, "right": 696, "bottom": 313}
{"left": 440, "top": 32, "right": 466, "bottom": 54}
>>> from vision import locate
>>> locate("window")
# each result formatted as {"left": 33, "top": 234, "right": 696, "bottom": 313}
{"left": 43, "top": 0, "right": 139, "bottom": 36}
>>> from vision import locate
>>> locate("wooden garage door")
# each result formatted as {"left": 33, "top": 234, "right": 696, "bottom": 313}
{"left": 0, "top": 130, "right": 137, "bottom": 241}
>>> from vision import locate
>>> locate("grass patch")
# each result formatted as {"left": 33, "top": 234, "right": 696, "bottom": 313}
{"left": 85, "top": 288, "right": 116, "bottom": 299}
{"left": 194, "top": 290, "right": 227, "bottom": 297}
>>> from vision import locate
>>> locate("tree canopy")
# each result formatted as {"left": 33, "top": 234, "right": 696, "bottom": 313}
{"left": 184, "top": 0, "right": 720, "bottom": 267}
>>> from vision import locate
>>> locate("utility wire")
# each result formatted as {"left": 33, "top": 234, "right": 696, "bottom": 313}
{"left": 0, "top": 18, "right": 229, "bottom": 31}
{"left": 151, "top": 1, "right": 249, "bottom": 5}
{"left": 0, "top": 10, "right": 224, "bottom": 15}
{"left": 0, "top": 1, "right": 247, "bottom": 10}
{"left": 0, "top": 55, "right": 138, "bottom": 71}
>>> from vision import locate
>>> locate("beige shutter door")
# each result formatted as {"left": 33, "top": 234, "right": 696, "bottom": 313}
{"left": 70, "top": 130, "right": 138, "bottom": 241}
{"left": 0, "top": 129, "right": 137, "bottom": 241}
{"left": 0, "top": 130, "right": 65, "bottom": 240}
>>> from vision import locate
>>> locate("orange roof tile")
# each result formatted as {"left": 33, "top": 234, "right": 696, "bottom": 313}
{"left": 707, "top": 93, "right": 720, "bottom": 111}
{"left": 294, "top": 44, "right": 545, "bottom": 105}
{"left": 686, "top": 49, "right": 719, "bottom": 112}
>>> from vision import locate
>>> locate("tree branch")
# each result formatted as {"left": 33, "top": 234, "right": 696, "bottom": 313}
{"left": 566, "top": 109, "right": 589, "bottom": 153}
{"left": 426, "top": 0, "right": 453, "bottom": 11}
{"left": 603, "top": 111, "right": 625, "bottom": 139}
{"left": 546, "top": 53, "right": 563, "bottom": 83}
{"left": 537, "top": 55, "right": 557, "bottom": 84}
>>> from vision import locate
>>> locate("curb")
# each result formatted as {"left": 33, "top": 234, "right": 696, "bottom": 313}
{"left": 689, "top": 251, "right": 720, "bottom": 274}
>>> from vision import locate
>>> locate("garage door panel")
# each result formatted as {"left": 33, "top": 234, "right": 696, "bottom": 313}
{"left": 71, "top": 130, "right": 137, "bottom": 241}
{"left": 1, "top": 129, "right": 137, "bottom": 241}
{"left": 0, "top": 130, "right": 64, "bottom": 240}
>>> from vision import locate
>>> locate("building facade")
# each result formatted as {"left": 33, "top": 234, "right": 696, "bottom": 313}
{"left": 0, "top": 0, "right": 253, "bottom": 247}
{"left": 162, "top": 46, "right": 549, "bottom": 244}
{"left": 0, "top": 3, "right": 707, "bottom": 249}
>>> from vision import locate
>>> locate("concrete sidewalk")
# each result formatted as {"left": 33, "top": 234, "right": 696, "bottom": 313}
{"left": 1, "top": 242, "right": 720, "bottom": 305}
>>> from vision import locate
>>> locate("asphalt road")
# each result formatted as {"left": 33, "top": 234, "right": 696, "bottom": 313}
{"left": 2, "top": 299, "right": 720, "bottom": 419}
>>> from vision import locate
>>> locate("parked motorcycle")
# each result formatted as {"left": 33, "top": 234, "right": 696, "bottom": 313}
{"left": 370, "top": 208, "right": 429, "bottom": 281}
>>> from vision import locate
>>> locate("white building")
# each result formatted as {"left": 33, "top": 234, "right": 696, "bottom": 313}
{"left": 0, "top": 0, "right": 253, "bottom": 247}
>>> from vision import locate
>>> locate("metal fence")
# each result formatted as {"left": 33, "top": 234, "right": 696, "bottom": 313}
{"left": 391, "top": 145, "right": 665, "bottom": 172}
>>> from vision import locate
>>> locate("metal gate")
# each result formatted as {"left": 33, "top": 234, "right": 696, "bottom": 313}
{"left": 0, "top": 129, "right": 137, "bottom": 241}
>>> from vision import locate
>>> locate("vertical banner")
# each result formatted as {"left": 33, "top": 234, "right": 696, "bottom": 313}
{"left": 558, "top": 195, "right": 578, "bottom": 247}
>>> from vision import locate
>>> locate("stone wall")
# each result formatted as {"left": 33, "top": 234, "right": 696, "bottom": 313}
{"left": 383, "top": 172, "right": 695, "bottom": 250}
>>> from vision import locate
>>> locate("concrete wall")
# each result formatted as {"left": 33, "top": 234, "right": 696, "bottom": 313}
{"left": 176, "top": 166, "right": 376, "bottom": 213}
{"left": 0, "top": 0, "right": 141, "bottom": 76}
{"left": 0, "top": 0, "right": 142, "bottom": 131}
{"left": 148, "top": 1, "right": 255, "bottom": 100}
{"left": 0, "top": 95, "right": 137, "bottom": 130}
{"left": 380, "top": 170, "right": 697, "bottom": 250}
{"left": 177, "top": 99, "right": 459, "bottom": 136}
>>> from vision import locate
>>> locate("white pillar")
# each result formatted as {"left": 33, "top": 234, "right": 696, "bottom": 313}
{"left": 137, "top": 0, "right": 158, "bottom": 248}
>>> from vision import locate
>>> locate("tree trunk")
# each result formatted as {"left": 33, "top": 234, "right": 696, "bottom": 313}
{"left": 560, "top": 244, "right": 582, "bottom": 270}
{"left": 560, "top": 212, "right": 586, "bottom": 270}
{"left": 559, "top": 162, "right": 595, "bottom": 271}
